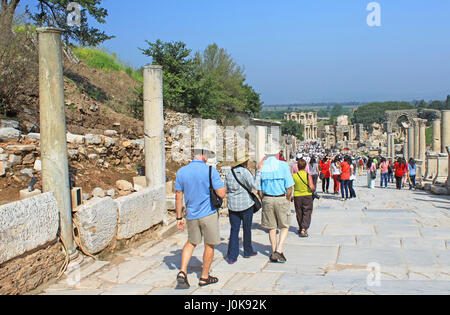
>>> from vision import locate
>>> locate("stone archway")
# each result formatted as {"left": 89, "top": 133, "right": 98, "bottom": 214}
{"left": 385, "top": 109, "right": 419, "bottom": 131}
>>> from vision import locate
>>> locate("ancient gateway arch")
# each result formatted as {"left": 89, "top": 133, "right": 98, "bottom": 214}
{"left": 385, "top": 109, "right": 419, "bottom": 131}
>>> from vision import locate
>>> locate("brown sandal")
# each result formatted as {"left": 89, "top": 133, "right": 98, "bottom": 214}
{"left": 199, "top": 275, "right": 219, "bottom": 287}
{"left": 176, "top": 271, "right": 190, "bottom": 289}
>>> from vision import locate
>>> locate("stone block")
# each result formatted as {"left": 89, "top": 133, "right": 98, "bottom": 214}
{"left": 92, "top": 187, "right": 105, "bottom": 198}
{"left": 104, "top": 130, "right": 118, "bottom": 137}
{"left": 0, "top": 128, "right": 21, "bottom": 140}
{"left": 6, "top": 144, "right": 36, "bottom": 152}
{"left": 85, "top": 134, "right": 102, "bottom": 145}
{"left": 74, "top": 197, "right": 117, "bottom": 254}
{"left": 66, "top": 133, "right": 85, "bottom": 145}
{"left": 0, "top": 192, "right": 59, "bottom": 265}
{"left": 133, "top": 176, "right": 147, "bottom": 189}
{"left": 25, "top": 133, "right": 41, "bottom": 140}
{"left": 116, "top": 179, "right": 133, "bottom": 191}
{"left": 431, "top": 185, "right": 449, "bottom": 195}
{"left": 8, "top": 154, "right": 22, "bottom": 165}
{"left": 115, "top": 186, "right": 166, "bottom": 240}
{"left": 19, "top": 189, "right": 42, "bottom": 199}
{"left": 1, "top": 120, "right": 19, "bottom": 129}
{"left": 0, "top": 154, "right": 7, "bottom": 161}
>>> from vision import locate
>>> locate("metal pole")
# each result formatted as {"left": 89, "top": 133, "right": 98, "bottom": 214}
{"left": 37, "top": 27, "right": 75, "bottom": 255}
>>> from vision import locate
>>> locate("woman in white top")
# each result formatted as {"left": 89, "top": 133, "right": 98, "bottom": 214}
{"left": 367, "top": 158, "right": 376, "bottom": 189}
{"left": 309, "top": 156, "right": 320, "bottom": 189}
{"left": 331, "top": 157, "right": 341, "bottom": 194}
{"left": 348, "top": 157, "right": 357, "bottom": 199}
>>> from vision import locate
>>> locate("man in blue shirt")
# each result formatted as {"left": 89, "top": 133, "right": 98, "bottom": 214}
{"left": 175, "top": 149, "right": 226, "bottom": 289}
{"left": 258, "top": 147, "right": 295, "bottom": 263}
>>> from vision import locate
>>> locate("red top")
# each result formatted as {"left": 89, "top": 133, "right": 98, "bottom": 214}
{"left": 394, "top": 163, "right": 406, "bottom": 177}
{"left": 340, "top": 161, "right": 351, "bottom": 180}
{"left": 319, "top": 160, "right": 331, "bottom": 178}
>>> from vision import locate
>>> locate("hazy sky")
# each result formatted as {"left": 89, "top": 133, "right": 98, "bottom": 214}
{"left": 19, "top": 0, "right": 450, "bottom": 105}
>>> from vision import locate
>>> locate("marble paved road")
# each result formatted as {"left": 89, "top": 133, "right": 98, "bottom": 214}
{"left": 42, "top": 175, "right": 450, "bottom": 295}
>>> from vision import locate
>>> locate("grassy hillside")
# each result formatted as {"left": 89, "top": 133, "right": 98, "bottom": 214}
{"left": 73, "top": 47, "right": 143, "bottom": 83}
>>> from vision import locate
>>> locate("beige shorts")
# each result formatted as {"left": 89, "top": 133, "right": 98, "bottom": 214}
{"left": 187, "top": 212, "right": 221, "bottom": 246}
{"left": 261, "top": 196, "right": 291, "bottom": 230}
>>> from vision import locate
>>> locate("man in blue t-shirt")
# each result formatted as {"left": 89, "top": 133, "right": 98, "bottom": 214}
{"left": 174, "top": 149, "right": 226, "bottom": 289}
{"left": 257, "top": 147, "right": 295, "bottom": 264}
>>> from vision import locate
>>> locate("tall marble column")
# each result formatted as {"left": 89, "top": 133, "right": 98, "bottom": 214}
{"left": 143, "top": 65, "right": 166, "bottom": 189}
{"left": 418, "top": 119, "right": 427, "bottom": 161}
{"left": 413, "top": 119, "right": 420, "bottom": 159}
{"left": 407, "top": 125, "right": 415, "bottom": 161}
{"left": 442, "top": 110, "right": 450, "bottom": 154}
{"left": 37, "top": 27, "right": 75, "bottom": 255}
{"left": 432, "top": 119, "right": 441, "bottom": 153}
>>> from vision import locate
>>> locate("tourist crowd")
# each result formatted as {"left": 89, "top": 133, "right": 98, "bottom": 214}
{"left": 173, "top": 143, "right": 417, "bottom": 289}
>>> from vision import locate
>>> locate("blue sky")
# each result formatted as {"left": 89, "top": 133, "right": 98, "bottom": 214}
{"left": 19, "top": 0, "right": 450, "bottom": 105}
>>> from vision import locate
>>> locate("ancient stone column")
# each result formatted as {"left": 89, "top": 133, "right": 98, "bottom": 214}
{"left": 407, "top": 125, "right": 415, "bottom": 160}
{"left": 413, "top": 119, "right": 420, "bottom": 159}
{"left": 391, "top": 134, "right": 396, "bottom": 158}
{"left": 387, "top": 133, "right": 392, "bottom": 158}
{"left": 143, "top": 65, "right": 166, "bottom": 189}
{"left": 446, "top": 146, "right": 450, "bottom": 189}
{"left": 432, "top": 119, "right": 441, "bottom": 153}
{"left": 442, "top": 110, "right": 450, "bottom": 154}
{"left": 37, "top": 27, "right": 75, "bottom": 254}
{"left": 419, "top": 119, "right": 427, "bottom": 161}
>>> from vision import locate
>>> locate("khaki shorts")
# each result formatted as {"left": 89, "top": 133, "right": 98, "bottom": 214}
{"left": 261, "top": 196, "right": 291, "bottom": 230}
{"left": 187, "top": 212, "right": 221, "bottom": 246}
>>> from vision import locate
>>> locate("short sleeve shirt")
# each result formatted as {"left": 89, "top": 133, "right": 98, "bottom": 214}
{"left": 259, "top": 157, "right": 295, "bottom": 196}
{"left": 175, "top": 160, "right": 225, "bottom": 220}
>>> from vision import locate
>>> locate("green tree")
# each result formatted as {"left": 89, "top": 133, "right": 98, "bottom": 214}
{"left": 353, "top": 101, "right": 414, "bottom": 126}
{"left": 281, "top": 120, "right": 304, "bottom": 140}
{"left": 140, "top": 39, "right": 199, "bottom": 113}
{"left": 0, "top": 0, "right": 112, "bottom": 46}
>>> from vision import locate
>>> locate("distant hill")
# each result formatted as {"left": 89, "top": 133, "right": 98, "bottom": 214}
{"left": 263, "top": 102, "right": 366, "bottom": 112}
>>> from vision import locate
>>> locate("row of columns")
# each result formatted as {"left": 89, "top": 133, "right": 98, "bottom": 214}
{"left": 304, "top": 126, "right": 318, "bottom": 140}
{"left": 407, "top": 111, "right": 450, "bottom": 160}
{"left": 38, "top": 28, "right": 166, "bottom": 259}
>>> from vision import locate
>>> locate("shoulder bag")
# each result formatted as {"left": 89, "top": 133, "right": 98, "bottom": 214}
{"left": 209, "top": 166, "right": 223, "bottom": 209}
{"left": 296, "top": 172, "right": 320, "bottom": 200}
{"left": 231, "top": 168, "right": 262, "bottom": 213}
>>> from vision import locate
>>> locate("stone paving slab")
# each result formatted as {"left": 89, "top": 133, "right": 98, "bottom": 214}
{"left": 365, "top": 280, "right": 450, "bottom": 295}
{"left": 323, "top": 223, "right": 374, "bottom": 236}
{"left": 338, "top": 246, "right": 407, "bottom": 267}
{"left": 40, "top": 174, "right": 450, "bottom": 295}
{"left": 356, "top": 235, "right": 402, "bottom": 248}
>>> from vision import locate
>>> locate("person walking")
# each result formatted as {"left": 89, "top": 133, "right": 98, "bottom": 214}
{"left": 175, "top": 149, "right": 226, "bottom": 289}
{"left": 358, "top": 157, "right": 365, "bottom": 176}
{"left": 224, "top": 156, "right": 262, "bottom": 264}
{"left": 348, "top": 156, "right": 357, "bottom": 199}
{"left": 258, "top": 148, "right": 295, "bottom": 264}
{"left": 394, "top": 158, "right": 406, "bottom": 190}
{"left": 379, "top": 157, "right": 389, "bottom": 188}
{"left": 293, "top": 159, "right": 315, "bottom": 238}
{"left": 387, "top": 159, "right": 394, "bottom": 183}
{"left": 408, "top": 158, "right": 417, "bottom": 190}
{"left": 340, "top": 156, "right": 351, "bottom": 201}
{"left": 319, "top": 156, "right": 331, "bottom": 194}
{"left": 331, "top": 157, "right": 341, "bottom": 195}
{"left": 309, "top": 156, "right": 320, "bottom": 189}
{"left": 367, "top": 158, "right": 376, "bottom": 189}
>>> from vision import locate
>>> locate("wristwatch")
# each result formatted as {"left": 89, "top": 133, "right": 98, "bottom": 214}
{"left": 176, "top": 217, "right": 183, "bottom": 221}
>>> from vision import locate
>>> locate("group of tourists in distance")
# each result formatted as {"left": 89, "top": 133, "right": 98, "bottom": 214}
{"left": 172, "top": 142, "right": 417, "bottom": 289}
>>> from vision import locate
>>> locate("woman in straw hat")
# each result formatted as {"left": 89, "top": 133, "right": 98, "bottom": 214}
{"left": 224, "top": 155, "right": 263, "bottom": 264}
